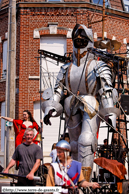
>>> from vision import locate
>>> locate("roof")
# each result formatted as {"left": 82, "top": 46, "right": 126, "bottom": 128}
{"left": 0, "top": 0, "right": 125, "bottom": 12}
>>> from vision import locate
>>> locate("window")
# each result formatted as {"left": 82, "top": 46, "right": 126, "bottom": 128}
{"left": 92, "top": 0, "right": 110, "bottom": 7}
{"left": 124, "top": 4, "right": 129, "bottom": 12}
{"left": 40, "top": 36, "right": 66, "bottom": 90}
{"left": 2, "top": 40, "right": 7, "bottom": 79}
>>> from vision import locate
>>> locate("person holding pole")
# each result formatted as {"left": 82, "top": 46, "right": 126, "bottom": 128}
{"left": 3, "top": 128, "right": 43, "bottom": 187}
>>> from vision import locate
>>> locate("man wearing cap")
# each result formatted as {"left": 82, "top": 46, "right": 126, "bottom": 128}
{"left": 46, "top": 140, "right": 99, "bottom": 193}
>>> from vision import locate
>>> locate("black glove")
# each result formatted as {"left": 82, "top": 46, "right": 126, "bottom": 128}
{"left": 44, "top": 109, "right": 55, "bottom": 125}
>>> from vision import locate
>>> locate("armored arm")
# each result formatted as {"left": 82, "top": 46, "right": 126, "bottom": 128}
{"left": 95, "top": 61, "right": 120, "bottom": 128}
{"left": 42, "top": 64, "right": 69, "bottom": 125}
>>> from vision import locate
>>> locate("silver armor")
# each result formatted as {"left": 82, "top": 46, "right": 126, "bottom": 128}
{"left": 42, "top": 24, "right": 120, "bottom": 173}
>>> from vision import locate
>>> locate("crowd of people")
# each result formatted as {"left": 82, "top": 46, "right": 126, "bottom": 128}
{"left": 1, "top": 109, "right": 127, "bottom": 194}
{"left": 0, "top": 111, "right": 100, "bottom": 194}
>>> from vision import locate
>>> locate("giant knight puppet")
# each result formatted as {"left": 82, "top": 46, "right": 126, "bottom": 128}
{"left": 42, "top": 24, "right": 120, "bottom": 170}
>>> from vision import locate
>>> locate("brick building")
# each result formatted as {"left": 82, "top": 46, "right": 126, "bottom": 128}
{"left": 0, "top": 0, "right": 129, "bottom": 167}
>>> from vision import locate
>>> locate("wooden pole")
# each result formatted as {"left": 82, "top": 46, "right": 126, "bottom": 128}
{"left": 6, "top": 0, "right": 16, "bottom": 173}
{"left": 102, "top": 0, "right": 105, "bottom": 40}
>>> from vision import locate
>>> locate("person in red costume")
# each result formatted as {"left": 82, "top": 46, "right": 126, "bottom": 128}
{"left": 1, "top": 110, "right": 41, "bottom": 147}
{"left": 0, "top": 110, "right": 42, "bottom": 169}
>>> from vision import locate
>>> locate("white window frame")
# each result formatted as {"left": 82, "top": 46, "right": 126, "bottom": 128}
{"left": 124, "top": 4, "right": 129, "bottom": 11}
{"left": 40, "top": 36, "right": 67, "bottom": 91}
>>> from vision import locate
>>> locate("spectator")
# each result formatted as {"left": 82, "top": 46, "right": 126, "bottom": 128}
{"left": 3, "top": 128, "right": 43, "bottom": 188}
{"left": 99, "top": 139, "right": 110, "bottom": 158}
{"left": 46, "top": 140, "right": 100, "bottom": 194}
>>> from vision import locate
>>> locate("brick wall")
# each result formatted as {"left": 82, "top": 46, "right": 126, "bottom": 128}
{"left": 110, "top": 0, "right": 124, "bottom": 10}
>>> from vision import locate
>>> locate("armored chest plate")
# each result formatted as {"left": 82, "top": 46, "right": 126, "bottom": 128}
{"left": 65, "top": 60, "right": 98, "bottom": 95}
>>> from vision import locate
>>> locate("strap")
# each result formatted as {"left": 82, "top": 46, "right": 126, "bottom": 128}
{"left": 58, "top": 162, "right": 76, "bottom": 188}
